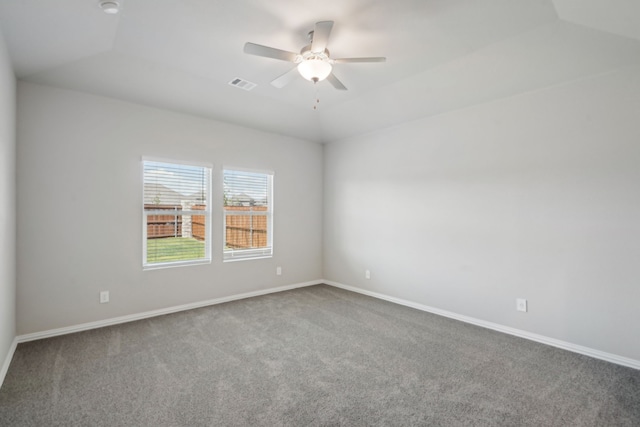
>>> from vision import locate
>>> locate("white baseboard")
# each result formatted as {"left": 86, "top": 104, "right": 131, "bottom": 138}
{"left": 325, "top": 280, "right": 640, "bottom": 371}
{"left": 17, "top": 280, "right": 323, "bottom": 343}
{"left": 0, "top": 337, "right": 18, "bottom": 389}
{"left": 11, "top": 279, "right": 639, "bottom": 373}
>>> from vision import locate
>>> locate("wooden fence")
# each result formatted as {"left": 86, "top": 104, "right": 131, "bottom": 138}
{"left": 145, "top": 204, "right": 268, "bottom": 249}
{"left": 224, "top": 206, "right": 268, "bottom": 249}
{"left": 192, "top": 204, "right": 205, "bottom": 241}
{"left": 145, "top": 204, "right": 205, "bottom": 241}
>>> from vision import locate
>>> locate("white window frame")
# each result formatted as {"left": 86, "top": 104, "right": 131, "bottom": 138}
{"left": 142, "top": 157, "right": 212, "bottom": 270}
{"left": 223, "top": 167, "right": 274, "bottom": 262}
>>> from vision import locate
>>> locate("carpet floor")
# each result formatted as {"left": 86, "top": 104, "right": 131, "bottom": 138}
{"left": 1, "top": 284, "right": 639, "bottom": 426}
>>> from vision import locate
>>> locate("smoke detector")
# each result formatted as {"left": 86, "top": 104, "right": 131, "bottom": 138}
{"left": 99, "top": 1, "right": 120, "bottom": 14}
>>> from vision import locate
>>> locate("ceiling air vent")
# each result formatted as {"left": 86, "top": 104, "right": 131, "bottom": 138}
{"left": 228, "top": 78, "right": 257, "bottom": 91}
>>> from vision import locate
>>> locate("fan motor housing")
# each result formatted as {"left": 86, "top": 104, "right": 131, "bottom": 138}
{"left": 300, "top": 45, "right": 331, "bottom": 61}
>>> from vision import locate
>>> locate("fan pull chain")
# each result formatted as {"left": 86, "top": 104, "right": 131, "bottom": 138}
{"left": 313, "top": 82, "right": 320, "bottom": 110}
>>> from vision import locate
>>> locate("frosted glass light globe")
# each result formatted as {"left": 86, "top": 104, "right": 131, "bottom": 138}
{"left": 297, "top": 58, "right": 332, "bottom": 82}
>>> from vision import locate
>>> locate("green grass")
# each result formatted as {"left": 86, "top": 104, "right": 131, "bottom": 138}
{"left": 146, "top": 237, "right": 205, "bottom": 264}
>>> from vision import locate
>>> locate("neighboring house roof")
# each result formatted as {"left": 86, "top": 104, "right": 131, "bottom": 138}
{"left": 144, "top": 183, "right": 202, "bottom": 206}
{"left": 228, "top": 193, "right": 254, "bottom": 206}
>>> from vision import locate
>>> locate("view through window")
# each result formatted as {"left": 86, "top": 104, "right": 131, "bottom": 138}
{"left": 223, "top": 168, "right": 273, "bottom": 261}
{"left": 143, "top": 159, "right": 211, "bottom": 268}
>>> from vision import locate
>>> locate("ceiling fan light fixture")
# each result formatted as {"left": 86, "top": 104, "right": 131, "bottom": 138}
{"left": 244, "top": 20, "right": 385, "bottom": 91}
{"left": 99, "top": 1, "right": 120, "bottom": 14}
{"left": 297, "top": 58, "right": 332, "bottom": 83}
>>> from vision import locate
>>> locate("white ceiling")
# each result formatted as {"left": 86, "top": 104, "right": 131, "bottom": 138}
{"left": 1, "top": 0, "right": 639, "bottom": 143}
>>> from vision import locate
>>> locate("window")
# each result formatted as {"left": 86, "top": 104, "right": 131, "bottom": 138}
{"left": 223, "top": 168, "right": 273, "bottom": 261}
{"left": 143, "top": 159, "right": 211, "bottom": 269}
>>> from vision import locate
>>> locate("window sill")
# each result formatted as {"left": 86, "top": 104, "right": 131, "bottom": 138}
{"left": 223, "top": 255, "right": 272, "bottom": 263}
{"left": 143, "top": 259, "right": 211, "bottom": 271}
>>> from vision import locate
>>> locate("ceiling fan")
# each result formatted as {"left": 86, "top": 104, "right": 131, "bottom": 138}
{"left": 243, "top": 21, "right": 386, "bottom": 91}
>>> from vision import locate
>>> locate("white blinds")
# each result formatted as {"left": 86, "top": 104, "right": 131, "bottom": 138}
{"left": 144, "top": 160, "right": 209, "bottom": 207}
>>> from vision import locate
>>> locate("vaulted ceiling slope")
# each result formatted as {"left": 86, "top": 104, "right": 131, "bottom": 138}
{"left": 1, "top": 0, "right": 639, "bottom": 143}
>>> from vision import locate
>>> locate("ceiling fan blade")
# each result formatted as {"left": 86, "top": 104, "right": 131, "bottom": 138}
{"left": 333, "top": 57, "right": 387, "bottom": 63}
{"left": 311, "top": 21, "right": 334, "bottom": 53}
{"left": 244, "top": 42, "right": 299, "bottom": 62}
{"left": 271, "top": 67, "right": 299, "bottom": 88}
{"left": 326, "top": 73, "right": 347, "bottom": 91}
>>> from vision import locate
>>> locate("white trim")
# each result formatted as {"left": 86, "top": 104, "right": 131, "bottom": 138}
{"left": 142, "top": 155, "right": 213, "bottom": 169}
{"left": 145, "top": 209, "right": 209, "bottom": 216}
{"left": 222, "top": 165, "right": 275, "bottom": 176}
{"left": 0, "top": 337, "right": 18, "bottom": 389}
{"left": 223, "top": 254, "right": 273, "bottom": 263}
{"left": 325, "top": 281, "right": 640, "bottom": 371}
{"left": 16, "top": 280, "right": 323, "bottom": 344}
{"left": 142, "top": 258, "right": 212, "bottom": 271}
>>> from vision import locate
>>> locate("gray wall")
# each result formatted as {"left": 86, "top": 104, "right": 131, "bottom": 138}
{"left": 10, "top": 59, "right": 640, "bottom": 364}
{"left": 0, "top": 29, "right": 16, "bottom": 372}
{"left": 16, "top": 82, "right": 323, "bottom": 335}
{"left": 324, "top": 66, "right": 640, "bottom": 361}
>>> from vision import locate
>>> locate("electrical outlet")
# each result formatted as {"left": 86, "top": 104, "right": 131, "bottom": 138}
{"left": 276, "top": 266, "right": 282, "bottom": 276}
{"left": 516, "top": 298, "right": 527, "bottom": 312}
{"left": 365, "top": 270, "right": 371, "bottom": 280}
{"left": 100, "top": 291, "right": 110, "bottom": 304}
